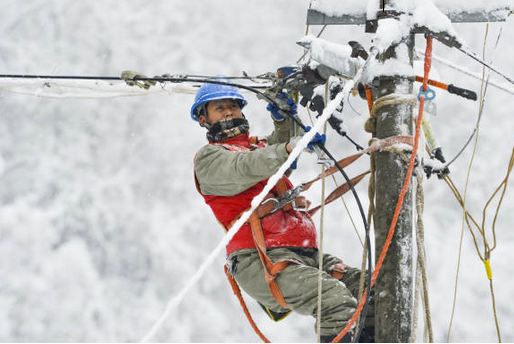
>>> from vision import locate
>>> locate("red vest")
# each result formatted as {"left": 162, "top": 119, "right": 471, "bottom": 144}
{"left": 195, "top": 134, "right": 318, "bottom": 255}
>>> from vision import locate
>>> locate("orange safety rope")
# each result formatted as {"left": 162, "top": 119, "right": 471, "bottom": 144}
{"left": 332, "top": 35, "right": 433, "bottom": 343}
{"left": 225, "top": 266, "right": 271, "bottom": 343}
{"left": 364, "top": 83, "right": 374, "bottom": 114}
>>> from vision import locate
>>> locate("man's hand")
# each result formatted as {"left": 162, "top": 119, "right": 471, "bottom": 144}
{"left": 286, "top": 126, "right": 326, "bottom": 153}
{"left": 267, "top": 92, "right": 297, "bottom": 121}
{"left": 304, "top": 126, "right": 326, "bottom": 151}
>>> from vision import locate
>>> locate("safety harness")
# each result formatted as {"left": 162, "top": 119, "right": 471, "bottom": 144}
{"left": 210, "top": 137, "right": 311, "bottom": 310}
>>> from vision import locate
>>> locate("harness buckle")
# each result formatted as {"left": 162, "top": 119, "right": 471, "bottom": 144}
{"left": 260, "top": 185, "right": 307, "bottom": 214}
{"left": 274, "top": 185, "right": 304, "bottom": 210}
{"left": 260, "top": 197, "right": 280, "bottom": 213}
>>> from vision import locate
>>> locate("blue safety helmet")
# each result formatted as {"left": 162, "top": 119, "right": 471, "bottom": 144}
{"left": 190, "top": 76, "right": 247, "bottom": 121}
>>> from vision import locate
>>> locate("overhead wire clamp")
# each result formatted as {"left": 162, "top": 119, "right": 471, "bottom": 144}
{"left": 312, "top": 144, "right": 334, "bottom": 168}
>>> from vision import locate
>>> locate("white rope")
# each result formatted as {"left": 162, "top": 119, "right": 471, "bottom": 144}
{"left": 0, "top": 78, "right": 198, "bottom": 99}
{"left": 415, "top": 173, "right": 433, "bottom": 342}
{"left": 139, "top": 63, "right": 364, "bottom": 343}
{"left": 316, "top": 82, "right": 330, "bottom": 343}
{"left": 0, "top": 78, "right": 264, "bottom": 99}
{"left": 316, "top": 164, "right": 326, "bottom": 343}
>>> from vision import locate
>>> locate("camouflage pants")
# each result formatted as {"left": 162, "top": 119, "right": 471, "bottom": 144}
{"left": 227, "top": 247, "right": 373, "bottom": 337}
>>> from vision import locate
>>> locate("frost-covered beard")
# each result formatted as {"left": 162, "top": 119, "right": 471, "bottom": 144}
{"left": 206, "top": 118, "right": 249, "bottom": 143}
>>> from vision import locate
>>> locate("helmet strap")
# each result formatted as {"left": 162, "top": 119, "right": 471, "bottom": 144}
{"left": 198, "top": 104, "right": 212, "bottom": 129}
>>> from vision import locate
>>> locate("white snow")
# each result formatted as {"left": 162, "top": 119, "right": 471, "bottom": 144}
{"left": 298, "top": 36, "right": 359, "bottom": 77}
{"left": 364, "top": 43, "right": 414, "bottom": 81}
{"left": 1, "top": 1, "right": 514, "bottom": 343}
{"left": 312, "top": 0, "right": 513, "bottom": 15}
{"left": 373, "top": 17, "right": 412, "bottom": 53}
{"left": 412, "top": 1, "right": 459, "bottom": 36}
{"left": 311, "top": 0, "right": 370, "bottom": 15}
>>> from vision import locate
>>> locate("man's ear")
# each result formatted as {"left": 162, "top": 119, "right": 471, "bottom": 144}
{"left": 198, "top": 114, "right": 207, "bottom": 127}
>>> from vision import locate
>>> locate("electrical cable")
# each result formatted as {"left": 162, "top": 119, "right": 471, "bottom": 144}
{"left": 347, "top": 92, "right": 365, "bottom": 117}
{"left": 442, "top": 24, "right": 504, "bottom": 171}
{"left": 277, "top": 74, "right": 373, "bottom": 344}
{"left": 0, "top": 74, "right": 272, "bottom": 91}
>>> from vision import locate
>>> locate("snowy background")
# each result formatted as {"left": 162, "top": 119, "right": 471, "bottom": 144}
{"left": 1, "top": 0, "right": 514, "bottom": 342}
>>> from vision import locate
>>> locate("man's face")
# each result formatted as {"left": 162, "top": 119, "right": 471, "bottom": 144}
{"left": 198, "top": 99, "right": 243, "bottom": 127}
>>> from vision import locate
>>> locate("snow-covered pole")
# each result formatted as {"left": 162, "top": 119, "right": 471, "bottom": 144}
{"left": 371, "top": 4, "right": 415, "bottom": 342}
{"left": 307, "top": 1, "right": 512, "bottom": 342}
{"left": 373, "top": 50, "right": 415, "bottom": 342}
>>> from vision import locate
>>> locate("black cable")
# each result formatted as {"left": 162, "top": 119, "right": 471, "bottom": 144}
{"left": 442, "top": 25, "right": 502, "bottom": 171}
{"left": 0, "top": 74, "right": 272, "bottom": 88}
{"left": 457, "top": 46, "right": 514, "bottom": 87}
{"left": 320, "top": 145, "right": 372, "bottom": 343}
{"left": 277, "top": 102, "right": 372, "bottom": 343}
{"left": 344, "top": 134, "right": 366, "bottom": 152}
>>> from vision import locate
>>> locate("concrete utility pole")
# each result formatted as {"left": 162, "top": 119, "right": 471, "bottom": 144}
{"left": 306, "top": 2, "right": 511, "bottom": 342}
{"left": 373, "top": 29, "right": 415, "bottom": 343}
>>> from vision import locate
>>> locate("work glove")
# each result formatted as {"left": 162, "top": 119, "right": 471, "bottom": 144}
{"left": 121, "top": 70, "right": 156, "bottom": 89}
{"left": 286, "top": 127, "right": 326, "bottom": 170}
{"left": 304, "top": 126, "right": 326, "bottom": 151}
{"left": 266, "top": 93, "right": 297, "bottom": 121}
{"left": 288, "top": 126, "right": 326, "bottom": 152}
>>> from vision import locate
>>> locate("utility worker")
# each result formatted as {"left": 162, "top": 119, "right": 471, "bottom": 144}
{"left": 192, "top": 77, "right": 374, "bottom": 343}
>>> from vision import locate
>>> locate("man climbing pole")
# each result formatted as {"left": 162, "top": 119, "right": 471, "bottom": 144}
{"left": 191, "top": 76, "right": 374, "bottom": 343}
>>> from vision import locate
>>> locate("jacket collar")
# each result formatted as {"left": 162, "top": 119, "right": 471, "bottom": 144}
{"left": 211, "top": 133, "right": 251, "bottom": 148}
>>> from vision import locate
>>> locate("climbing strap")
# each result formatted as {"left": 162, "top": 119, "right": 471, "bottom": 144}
{"left": 289, "top": 136, "right": 415, "bottom": 222}
{"left": 248, "top": 212, "right": 297, "bottom": 308}
{"left": 224, "top": 178, "right": 302, "bottom": 310}
{"left": 307, "top": 171, "right": 370, "bottom": 216}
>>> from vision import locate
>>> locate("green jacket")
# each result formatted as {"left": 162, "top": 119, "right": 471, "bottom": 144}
{"left": 194, "top": 118, "right": 298, "bottom": 196}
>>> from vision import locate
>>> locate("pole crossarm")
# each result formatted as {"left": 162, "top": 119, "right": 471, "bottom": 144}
{"left": 306, "top": 7, "right": 512, "bottom": 26}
